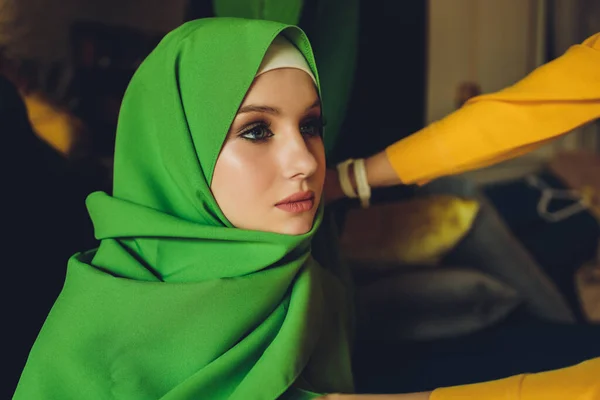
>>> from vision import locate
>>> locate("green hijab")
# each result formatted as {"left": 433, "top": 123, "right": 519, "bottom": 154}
{"left": 14, "top": 18, "right": 353, "bottom": 400}
{"left": 213, "top": 0, "right": 359, "bottom": 156}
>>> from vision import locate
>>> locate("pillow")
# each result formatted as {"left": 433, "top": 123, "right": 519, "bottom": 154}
{"left": 355, "top": 268, "right": 522, "bottom": 341}
{"left": 23, "top": 92, "right": 85, "bottom": 156}
{"left": 339, "top": 195, "right": 480, "bottom": 267}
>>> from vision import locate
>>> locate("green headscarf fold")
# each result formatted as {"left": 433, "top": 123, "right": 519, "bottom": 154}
{"left": 15, "top": 18, "right": 353, "bottom": 400}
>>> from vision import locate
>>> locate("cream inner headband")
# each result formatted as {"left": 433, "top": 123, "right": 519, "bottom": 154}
{"left": 256, "top": 36, "right": 317, "bottom": 84}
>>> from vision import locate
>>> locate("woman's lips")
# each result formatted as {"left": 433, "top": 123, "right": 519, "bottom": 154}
{"left": 275, "top": 191, "right": 315, "bottom": 213}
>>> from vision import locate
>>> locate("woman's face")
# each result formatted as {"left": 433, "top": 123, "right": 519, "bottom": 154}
{"left": 211, "top": 68, "right": 325, "bottom": 235}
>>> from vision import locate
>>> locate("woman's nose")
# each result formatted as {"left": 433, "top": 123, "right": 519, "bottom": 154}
{"left": 279, "top": 130, "right": 319, "bottom": 180}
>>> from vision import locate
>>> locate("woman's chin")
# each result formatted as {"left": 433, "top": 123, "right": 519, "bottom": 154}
{"left": 276, "top": 217, "right": 315, "bottom": 236}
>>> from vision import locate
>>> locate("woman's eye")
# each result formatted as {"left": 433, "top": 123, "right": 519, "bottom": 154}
{"left": 300, "top": 120, "right": 324, "bottom": 137}
{"left": 240, "top": 124, "right": 274, "bottom": 142}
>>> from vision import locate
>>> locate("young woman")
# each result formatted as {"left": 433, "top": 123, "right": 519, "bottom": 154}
{"left": 14, "top": 17, "right": 352, "bottom": 400}
{"left": 14, "top": 18, "right": 598, "bottom": 400}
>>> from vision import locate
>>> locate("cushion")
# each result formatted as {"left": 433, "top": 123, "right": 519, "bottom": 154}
{"left": 355, "top": 267, "right": 522, "bottom": 341}
{"left": 339, "top": 195, "right": 480, "bottom": 267}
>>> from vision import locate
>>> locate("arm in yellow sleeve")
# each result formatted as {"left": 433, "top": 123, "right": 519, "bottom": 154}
{"left": 316, "top": 360, "right": 598, "bottom": 399}
{"left": 430, "top": 358, "right": 600, "bottom": 400}
{"left": 386, "top": 33, "right": 600, "bottom": 186}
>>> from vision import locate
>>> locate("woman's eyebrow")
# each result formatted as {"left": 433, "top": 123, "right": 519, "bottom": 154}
{"left": 306, "top": 98, "right": 321, "bottom": 111}
{"left": 237, "top": 99, "right": 320, "bottom": 115}
{"left": 238, "top": 105, "right": 280, "bottom": 115}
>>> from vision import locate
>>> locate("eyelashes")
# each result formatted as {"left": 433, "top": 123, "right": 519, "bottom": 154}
{"left": 300, "top": 117, "right": 327, "bottom": 137}
{"left": 239, "top": 121, "right": 274, "bottom": 142}
{"left": 238, "top": 117, "right": 326, "bottom": 143}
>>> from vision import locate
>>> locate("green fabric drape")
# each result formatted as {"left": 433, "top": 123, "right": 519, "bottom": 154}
{"left": 213, "top": 0, "right": 359, "bottom": 155}
{"left": 211, "top": 0, "right": 360, "bottom": 339}
{"left": 15, "top": 18, "right": 353, "bottom": 400}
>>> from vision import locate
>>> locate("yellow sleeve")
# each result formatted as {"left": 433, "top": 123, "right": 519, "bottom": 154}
{"left": 386, "top": 33, "right": 600, "bottom": 186}
{"left": 430, "top": 358, "right": 600, "bottom": 400}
